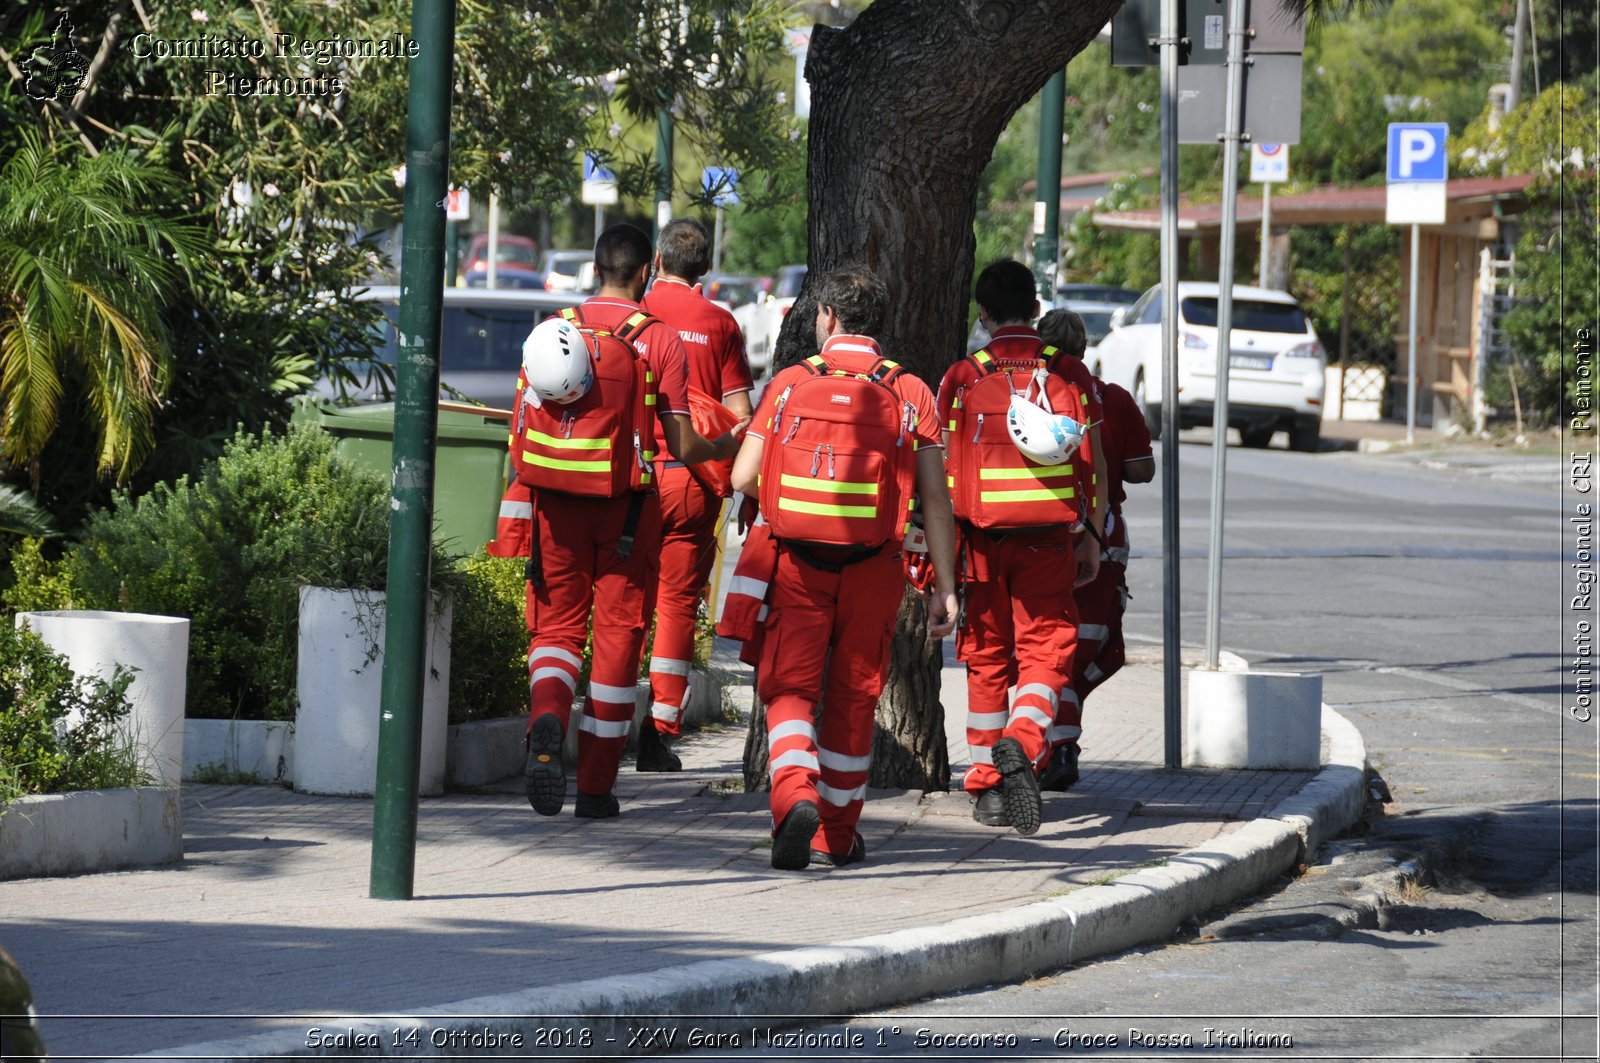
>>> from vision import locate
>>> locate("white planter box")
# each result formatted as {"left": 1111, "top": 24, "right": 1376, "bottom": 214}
{"left": 15, "top": 611, "right": 190, "bottom": 788}
{"left": 184, "top": 719, "right": 294, "bottom": 784}
{"left": 294, "top": 587, "right": 452, "bottom": 797}
{"left": 0, "top": 787, "right": 181, "bottom": 880}
{"left": 1185, "top": 668, "right": 1323, "bottom": 770}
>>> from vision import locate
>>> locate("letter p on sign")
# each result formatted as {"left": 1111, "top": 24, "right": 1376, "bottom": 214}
{"left": 1387, "top": 123, "right": 1449, "bottom": 183}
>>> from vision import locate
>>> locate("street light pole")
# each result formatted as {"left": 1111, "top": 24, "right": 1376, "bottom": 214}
{"left": 655, "top": 102, "right": 674, "bottom": 240}
{"left": 371, "top": 0, "right": 456, "bottom": 900}
{"left": 1032, "top": 68, "right": 1066, "bottom": 301}
{"left": 1158, "top": 0, "right": 1182, "bottom": 768}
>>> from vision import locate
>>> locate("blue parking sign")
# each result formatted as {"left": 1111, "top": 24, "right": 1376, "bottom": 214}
{"left": 1387, "top": 123, "right": 1448, "bottom": 183}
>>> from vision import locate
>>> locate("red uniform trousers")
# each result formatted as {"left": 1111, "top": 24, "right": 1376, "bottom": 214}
{"left": 646, "top": 464, "right": 722, "bottom": 737}
{"left": 525, "top": 489, "right": 663, "bottom": 798}
{"left": 757, "top": 545, "right": 903, "bottom": 859}
{"left": 957, "top": 524, "right": 1079, "bottom": 796}
{"left": 1046, "top": 515, "right": 1131, "bottom": 757}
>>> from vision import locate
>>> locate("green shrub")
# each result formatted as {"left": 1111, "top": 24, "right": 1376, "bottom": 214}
{"left": 446, "top": 551, "right": 530, "bottom": 724}
{"left": 64, "top": 424, "right": 404, "bottom": 721}
{"left": 0, "top": 623, "right": 144, "bottom": 806}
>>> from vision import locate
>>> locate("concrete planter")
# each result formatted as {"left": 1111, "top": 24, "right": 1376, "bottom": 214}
{"left": 184, "top": 718, "right": 294, "bottom": 784}
{"left": 0, "top": 787, "right": 181, "bottom": 880}
{"left": 1185, "top": 668, "right": 1323, "bottom": 770}
{"left": 294, "top": 587, "right": 452, "bottom": 797}
{"left": 15, "top": 610, "right": 190, "bottom": 788}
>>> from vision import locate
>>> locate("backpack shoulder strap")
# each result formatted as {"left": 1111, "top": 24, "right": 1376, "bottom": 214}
{"left": 801, "top": 353, "right": 830, "bottom": 377}
{"left": 868, "top": 357, "right": 905, "bottom": 386}
{"left": 611, "top": 310, "right": 658, "bottom": 344}
{"left": 558, "top": 306, "right": 582, "bottom": 325}
{"left": 966, "top": 348, "right": 998, "bottom": 377}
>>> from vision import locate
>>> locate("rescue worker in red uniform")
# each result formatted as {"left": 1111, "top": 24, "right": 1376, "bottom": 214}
{"left": 520, "top": 224, "right": 744, "bottom": 820}
{"left": 731, "top": 266, "right": 958, "bottom": 871}
{"left": 635, "top": 218, "right": 756, "bottom": 771}
{"left": 937, "top": 260, "right": 1108, "bottom": 834}
{"left": 1035, "top": 308, "right": 1154, "bottom": 790}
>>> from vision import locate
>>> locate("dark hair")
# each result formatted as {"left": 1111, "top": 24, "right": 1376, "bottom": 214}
{"left": 1038, "top": 308, "right": 1088, "bottom": 358}
{"left": 974, "top": 259, "right": 1039, "bottom": 325}
{"left": 814, "top": 265, "right": 887, "bottom": 336}
{"left": 656, "top": 218, "right": 712, "bottom": 280}
{"left": 594, "top": 223, "right": 653, "bottom": 286}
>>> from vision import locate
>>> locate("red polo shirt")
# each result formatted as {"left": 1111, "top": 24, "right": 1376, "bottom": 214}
{"left": 641, "top": 278, "right": 755, "bottom": 404}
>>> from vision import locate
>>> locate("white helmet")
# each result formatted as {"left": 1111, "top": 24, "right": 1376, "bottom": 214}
{"left": 521, "top": 317, "right": 594, "bottom": 405}
{"left": 1006, "top": 393, "right": 1084, "bottom": 466}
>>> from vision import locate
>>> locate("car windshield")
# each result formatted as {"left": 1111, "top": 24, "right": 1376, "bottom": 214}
{"left": 492, "top": 245, "right": 539, "bottom": 267}
{"left": 707, "top": 279, "right": 759, "bottom": 306}
{"left": 1181, "top": 297, "right": 1307, "bottom": 334}
{"left": 1058, "top": 285, "right": 1139, "bottom": 305}
{"left": 774, "top": 268, "right": 807, "bottom": 298}
{"left": 378, "top": 304, "right": 546, "bottom": 372}
{"left": 1080, "top": 310, "right": 1115, "bottom": 345}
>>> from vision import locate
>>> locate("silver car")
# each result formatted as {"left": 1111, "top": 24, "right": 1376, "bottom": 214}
{"left": 326, "top": 286, "right": 584, "bottom": 410}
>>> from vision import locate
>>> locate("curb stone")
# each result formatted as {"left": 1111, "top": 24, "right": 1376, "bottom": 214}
{"left": 131, "top": 706, "right": 1366, "bottom": 1062}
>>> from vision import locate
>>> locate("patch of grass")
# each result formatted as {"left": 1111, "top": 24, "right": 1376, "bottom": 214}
{"left": 189, "top": 763, "right": 264, "bottom": 785}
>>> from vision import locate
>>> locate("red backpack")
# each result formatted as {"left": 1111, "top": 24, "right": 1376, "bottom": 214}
{"left": 945, "top": 344, "right": 1090, "bottom": 531}
{"left": 510, "top": 306, "right": 657, "bottom": 498}
{"left": 758, "top": 352, "right": 919, "bottom": 550}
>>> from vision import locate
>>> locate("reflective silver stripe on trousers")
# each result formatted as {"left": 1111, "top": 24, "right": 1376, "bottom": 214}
{"left": 770, "top": 749, "right": 820, "bottom": 773}
{"left": 1105, "top": 547, "right": 1130, "bottom": 565}
{"left": 1009, "top": 703, "right": 1054, "bottom": 729}
{"left": 967, "top": 744, "right": 994, "bottom": 765}
{"left": 1085, "top": 663, "right": 1104, "bottom": 684}
{"left": 818, "top": 746, "right": 871, "bottom": 773}
{"left": 1048, "top": 724, "right": 1081, "bottom": 743}
{"left": 530, "top": 666, "right": 576, "bottom": 691}
{"left": 649, "top": 657, "right": 692, "bottom": 676}
{"left": 588, "top": 681, "right": 637, "bottom": 705}
{"left": 817, "top": 780, "right": 866, "bottom": 806}
{"left": 966, "top": 710, "right": 1009, "bottom": 730}
{"left": 1078, "top": 624, "right": 1111, "bottom": 644}
{"left": 1014, "top": 682, "right": 1059, "bottom": 707}
{"left": 529, "top": 646, "right": 583, "bottom": 669}
{"left": 578, "top": 713, "right": 630, "bottom": 738}
{"left": 650, "top": 702, "right": 681, "bottom": 722}
{"left": 1057, "top": 686, "right": 1081, "bottom": 707}
{"left": 768, "top": 719, "right": 817, "bottom": 749}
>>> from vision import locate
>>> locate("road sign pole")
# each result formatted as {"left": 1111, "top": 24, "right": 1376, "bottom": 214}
{"left": 1407, "top": 222, "right": 1420, "bottom": 445}
{"left": 1159, "top": 0, "right": 1182, "bottom": 768}
{"left": 1259, "top": 183, "right": 1272, "bottom": 288}
{"left": 712, "top": 207, "right": 724, "bottom": 274}
{"left": 371, "top": 0, "right": 456, "bottom": 902}
{"left": 487, "top": 191, "right": 499, "bottom": 290}
{"left": 1033, "top": 68, "right": 1066, "bottom": 301}
{"left": 655, "top": 101, "right": 674, "bottom": 240}
{"left": 1204, "top": 0, "right": 1250, "bottom": 672}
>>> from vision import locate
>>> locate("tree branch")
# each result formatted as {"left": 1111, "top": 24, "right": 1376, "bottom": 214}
{"left": 70, "top": 0, "right": 131, "bottom": 114}
{"left": 0, "top": 43, "right": 99, "bottom": 156}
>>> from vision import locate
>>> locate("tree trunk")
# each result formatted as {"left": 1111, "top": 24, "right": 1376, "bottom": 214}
{"left": 743, "top": 0, "right": 1118, "bottom": 790}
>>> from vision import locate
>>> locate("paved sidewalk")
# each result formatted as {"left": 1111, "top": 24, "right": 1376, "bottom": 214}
{"left": 0, "top": 645, "right": 1365, "bottom": 1062}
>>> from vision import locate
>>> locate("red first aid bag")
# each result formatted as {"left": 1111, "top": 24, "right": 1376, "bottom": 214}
{"left": 945, "top": 344, "right": 1089, "bottom": 531}
{"left": 686, "top": 385, "right": 738, "bottom": 498}
{"left": 758, "top": 353, "right": 917, "bottom": 550}
{"left": 511, "top": 306, "right": 657, "bottom": 498}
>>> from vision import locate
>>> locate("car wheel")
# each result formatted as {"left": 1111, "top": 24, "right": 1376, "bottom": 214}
{"left": 1240, "top": 425, "right": 1274, "bottom": 449}
{"left": 1134, "top": 372, "right": 1161, "bottom": 441}
{"left": 1289, "top": 417, "right": 1321, "bottom": 453}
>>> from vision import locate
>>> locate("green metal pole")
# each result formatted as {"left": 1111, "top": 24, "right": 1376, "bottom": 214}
{"left": 370, "top": 0, "right": 456, "bottom": 901}
{"left": 1032, "top": 68, "right": 1066, "bottom": 302}
{"left": 655, "top": 99, "right": 674, "bottom": 240}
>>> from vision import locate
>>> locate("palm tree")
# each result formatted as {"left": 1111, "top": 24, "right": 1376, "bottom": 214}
{"left": 0, "top": 129, "right": 206, "bottom": 484}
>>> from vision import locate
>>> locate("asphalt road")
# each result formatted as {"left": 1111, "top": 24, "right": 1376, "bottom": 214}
{"left": 694, "top": 431, "right": 1597, "bottom": 1060}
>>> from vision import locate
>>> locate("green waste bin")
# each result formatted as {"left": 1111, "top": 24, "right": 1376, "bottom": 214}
{"left": 295, "top": 400, "right": 513, "bottom": 557}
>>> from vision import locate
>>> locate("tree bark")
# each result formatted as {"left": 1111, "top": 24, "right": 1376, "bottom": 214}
{"left": 741, "top": 0, "right": 1118, "bottom": 791}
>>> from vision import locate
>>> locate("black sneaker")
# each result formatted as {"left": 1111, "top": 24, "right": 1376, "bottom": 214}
{"left": 991, "top": 737, "right": 1043, "bottom": 836}
{"left": 1037, "top": 744, "right": 1080, "bottom": 792}
{"left": 972, "top": 789, "right": 1011, "bottom": 827}
{"left": 771, "top": 800, "right": 820, "bottom": 871}
{"left": 574, "top": 791, "right": 620, "bottom": 819}
{"left": 810, "top": 832, "right": 867, "bottom": 868}
{"left": 524, "top": 713, "right": 565, "bottom": 817}
{"left": 635, "top": 719, "right": 682, "bottom": 773}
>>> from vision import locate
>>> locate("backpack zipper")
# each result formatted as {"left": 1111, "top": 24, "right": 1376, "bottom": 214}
{"left": 973, "top": 412, "right": 984, "bottom": 444}
{"left": 810, "top": 445, "right": 822, "bottom": 477}
{"left": 826, "top": 444, "right": 836, "bottom": 479}
{"left": 782, "top": 416, "right": 802, "bottom": 444}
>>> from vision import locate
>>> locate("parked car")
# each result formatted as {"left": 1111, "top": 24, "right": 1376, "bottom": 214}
{"left": 1092, "top": 282, "right": 1326, "bottom": 451}
{"left": 462, "top": 233, "right": 542, "bottom": 287}
{"left": 0, "top": 945, "right": 45, "bottom": 1062}
{"left": 539, "top": 249, "right": 598, "bottom": 294}
{"left": 318, "top": 286, "right": 585, "bottom": 409}
{"left": 702, "top": 274, "right": 771, "bottom": 311}
{"left": 966, "top": 298, "right": 1114, "bottom": 357}
{"left": 739, "top": 264, "right": 807, "bottom": 376}
{"left": 1055, "top": 283, "right": 1140, "bottom": 306}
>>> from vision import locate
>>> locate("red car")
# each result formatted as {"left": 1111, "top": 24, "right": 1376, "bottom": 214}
{"left": 463, "top": 233, "right": 541, "bottom": 283}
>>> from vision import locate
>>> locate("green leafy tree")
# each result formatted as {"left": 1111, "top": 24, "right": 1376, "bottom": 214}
{"left": 0, "top": 129, "right": 205, "bottom": 484}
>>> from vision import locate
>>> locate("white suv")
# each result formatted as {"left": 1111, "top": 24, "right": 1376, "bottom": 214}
{"left": 1093, "top": 282, "right": 1327, "bottom": 451}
